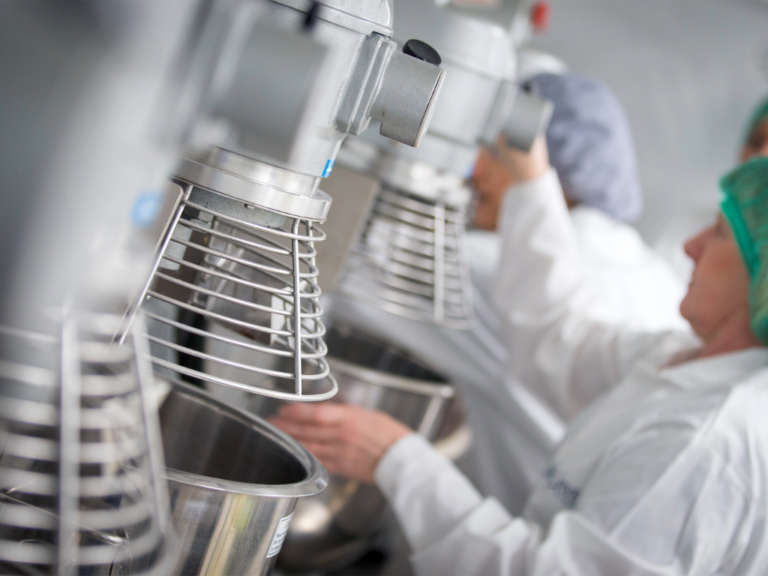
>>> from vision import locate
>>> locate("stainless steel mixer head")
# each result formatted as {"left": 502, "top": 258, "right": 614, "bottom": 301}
{"left": 0, "top": 312, "right": 171, "bottom": 575}
{"left": 361, "top": 0, "right": 552, "bottom": 173}
{"left": 332, "top": 2, "right": 551, "bottom": 328}
{"left": 199, "top": 0, "right": 445, "bottom": 182}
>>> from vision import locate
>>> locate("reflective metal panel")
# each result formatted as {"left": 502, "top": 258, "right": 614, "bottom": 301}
{"left": 158, "top": 381, "right": 327, "bottom": 576}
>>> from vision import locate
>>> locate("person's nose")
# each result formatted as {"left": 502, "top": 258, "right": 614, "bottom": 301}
{"left": 684, "top": 230, "right": 707, "bottom": 262}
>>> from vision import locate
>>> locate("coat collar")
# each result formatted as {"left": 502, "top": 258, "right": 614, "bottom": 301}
{"left": 656, "top": 347, "right": 768, "bottom": 390}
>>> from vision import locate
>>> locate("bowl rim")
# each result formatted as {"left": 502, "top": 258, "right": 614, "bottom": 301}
{"left": 327, "top": 356, "right": 454, "bottom": 399}
{"left": 160, "top": 380, "right": 329, "bottom": 498}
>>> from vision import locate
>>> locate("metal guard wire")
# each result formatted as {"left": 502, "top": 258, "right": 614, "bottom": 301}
{"left": 341, "top": 186, "right": 473, "bottom": 329}
{"left": 136, "top": 184, "right": 338, "bottom": 401}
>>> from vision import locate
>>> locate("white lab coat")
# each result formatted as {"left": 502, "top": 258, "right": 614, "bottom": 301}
{"left": 372, "top": 170, "right": 768, "bottom": 575}
{"left": 331, "top": 172, "right": 688, "bottom": 513}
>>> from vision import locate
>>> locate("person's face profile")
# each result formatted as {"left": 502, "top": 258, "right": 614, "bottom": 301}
{"left": 679, "top": 214, "right": 751, "bottom": 341}
{"left": 470, "top": 147, "right": 515, "bottom": 231}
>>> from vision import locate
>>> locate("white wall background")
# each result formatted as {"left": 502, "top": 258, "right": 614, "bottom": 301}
{"left": 526, "top": 0, "right": 768, "bottom": 243}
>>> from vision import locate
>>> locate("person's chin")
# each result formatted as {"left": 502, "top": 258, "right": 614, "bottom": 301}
{"left": 679, "top": 294, "right": 695, "bottom": 323}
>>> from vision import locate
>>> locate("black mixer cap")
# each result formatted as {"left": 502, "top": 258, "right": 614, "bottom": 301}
{"left": 403, "top": 39, "right": 441, "bottom": 66}
{"left": 303, "top": 0, "right": 321, "bottom": 31}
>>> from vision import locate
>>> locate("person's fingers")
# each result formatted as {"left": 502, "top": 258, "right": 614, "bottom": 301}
{"left": 269, "top": 417, "right": 343, "bottom": 443}
{"left": 276, "top": 403, "right": 323, "bottom": 422}
{"left": 296, "top": 445, "right": 338, "bottom": 470}
{"left": 294, "top": 440, "right": 358, "bottom": 473}
{"left": 300, "top": 444, "right": 375, "bottom": 482}
{"left": 269, "top": 424, "right": 349, "bottom": 462}
{"left": 299, "top": 440, "right": 347, "bottom": 460}
{"left": 277, "top": 402, "right": 351, "bottom": 425}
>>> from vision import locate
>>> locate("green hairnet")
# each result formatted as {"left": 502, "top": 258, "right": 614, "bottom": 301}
{"left": 744, "top": 97, "right": 768, "bottom": 148}
{"left": 720, "top": 157, "right": 768, "bottom": 344}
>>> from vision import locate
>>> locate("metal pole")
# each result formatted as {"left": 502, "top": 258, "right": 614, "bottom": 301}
{"left": 291, "top": 219, "right": 303, "bottom": 396}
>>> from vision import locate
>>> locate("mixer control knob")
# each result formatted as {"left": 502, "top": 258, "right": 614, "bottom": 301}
{"left": 403, "top": 39, "right": 442, "bottom": 66}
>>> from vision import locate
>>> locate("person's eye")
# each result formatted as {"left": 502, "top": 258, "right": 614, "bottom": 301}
{"left": 713, "top": 221, "right": 726, "bottom": 237}
{"left": 750, "top": 137, "right": 766, "bottom": 151}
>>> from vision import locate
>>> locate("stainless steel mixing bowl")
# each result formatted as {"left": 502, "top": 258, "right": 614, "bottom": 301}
{"left": 238, "top": 325, "right": 461, "bottom": 573}
{"left": 157, "top": 380, "right": 328, "bottom": 576}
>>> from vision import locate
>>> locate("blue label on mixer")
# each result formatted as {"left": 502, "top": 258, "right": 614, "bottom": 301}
{"left": 132, "top": 191, "right": 163, "bottom": 227}
{"left": 322, "top": 159, "right": 335, "bottom": 178}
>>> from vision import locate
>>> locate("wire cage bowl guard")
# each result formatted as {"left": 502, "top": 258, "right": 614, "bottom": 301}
{"left": 340, "top": 183, "right": 474, "bottom": 329}
{"left": 0, "top": 311, "right": 172, "bottom": 575}
{"left": 119, "top": 180, "right": 338, "bottom": 402}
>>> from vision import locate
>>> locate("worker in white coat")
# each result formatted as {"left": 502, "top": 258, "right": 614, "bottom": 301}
{"left": 330, "top": 73, "right": 687, "bottom": 513}
{"left": 273, "top": 150, "right": 768, "bottom": 574}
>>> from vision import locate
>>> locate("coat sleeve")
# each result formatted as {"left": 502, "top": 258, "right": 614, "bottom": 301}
{"left": 491, "top": 169, "right": 687, "bottom": 421}
{"left": 375, "top": 433, "right": 751, "bottom": 576}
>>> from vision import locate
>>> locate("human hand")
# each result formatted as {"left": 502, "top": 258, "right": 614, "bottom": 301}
{"left": 471, "top": 137, "right": 550, "bottom": 230}
{"left": 471, "top": 146, "right": 515, "bottom": 231}
{"left": 270, "top": 403, "right": 412, "bottom": 483}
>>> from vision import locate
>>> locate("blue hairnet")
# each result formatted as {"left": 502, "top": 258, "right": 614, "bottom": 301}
{"left": 524, "top": 73, "right": 643, "bottom": 223}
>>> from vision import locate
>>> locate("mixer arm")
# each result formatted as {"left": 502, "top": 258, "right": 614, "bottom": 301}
{"left": 336, "top": 33, "right": 446, "bottom": 148}
{"left": 481, "top": 81, "right": 554, "bottom": 153}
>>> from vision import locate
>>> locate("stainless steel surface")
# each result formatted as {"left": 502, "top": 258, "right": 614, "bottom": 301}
{"left": 354, "top": 1, "right": 517, "bottom": 175}
{"left": 176, "top": 150, "right": 331, "bottom": 221}
{"left": 0, "top": 313, "right": 171, "bottom": 575}
{"left": 236, "top": 325, "right": 459, "bottom": 573}
{"left": 339, "top": 175, "right": 474, "bottom": 329}
{"left": 335, "top": 33, "right": 446, "bottom": 149}
{"left": 276, "top": 0, "right": 394, "bottom": 36}
{"left": 312, "top": 166, "right": 381, "bottom": 294}
{"left": 504, "top": 90, "right": 555, "bottom": 152}
{"left": 158, "top": 380, "right": 327, "bottom": 576}
{"left": 481, "top": 83, "right": 554, "bottom": 153}
{"left": 228, "top": 0, "right": 445, "bottom": 179}
{"left": 126, "top": 181, "right": 338, "bottom": 401}
{"left": 203, "top": 12, "right": 332, "bottom": 165}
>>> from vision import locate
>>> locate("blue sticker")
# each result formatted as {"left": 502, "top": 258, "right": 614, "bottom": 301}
{"left": 322, "top": 159, "right": 335, "bottom": 178}
{"left": 132, "top": 191, "right": 163, "bottom": 228}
